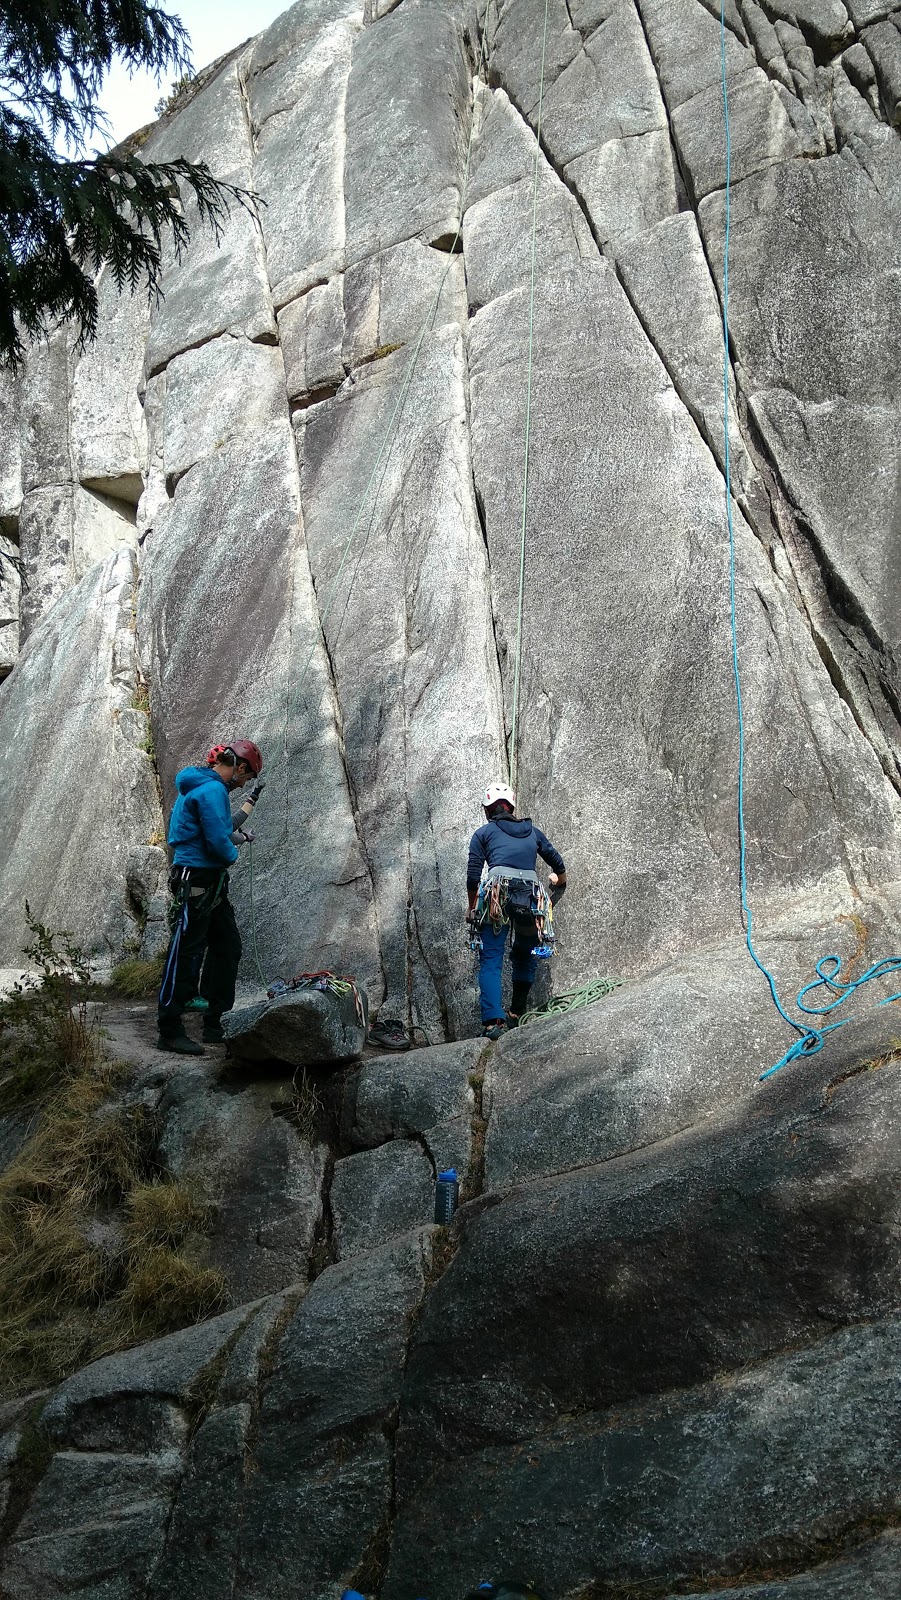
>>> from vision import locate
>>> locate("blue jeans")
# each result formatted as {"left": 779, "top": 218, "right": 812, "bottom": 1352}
{"left": 478, "top": 921, "right": 537, "bottom": 1023}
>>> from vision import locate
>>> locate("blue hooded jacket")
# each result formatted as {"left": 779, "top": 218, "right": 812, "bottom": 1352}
{"left": 467, "top": 816, "right": 565, "bottom": 892}
{"left": 168, "top": 767, "right": 239, "bottom": 868}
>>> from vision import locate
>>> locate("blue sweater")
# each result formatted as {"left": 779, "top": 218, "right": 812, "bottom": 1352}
{"left": 467, "top": 816, "right": 565, "bottom": 892}
{"left": 168, "top": 767, "right": 239, "bottom": 868}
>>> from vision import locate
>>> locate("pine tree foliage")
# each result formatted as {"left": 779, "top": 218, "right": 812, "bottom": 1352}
{"left": 0, "top": 1, "right": 257, "bottom": 368}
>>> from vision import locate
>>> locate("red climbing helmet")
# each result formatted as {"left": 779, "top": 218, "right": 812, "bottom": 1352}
{"left": 227, "top": 740, "right": 264, "bottom": 775}
{"left": 206, "top": 740, "right": 264, "bottom": 775}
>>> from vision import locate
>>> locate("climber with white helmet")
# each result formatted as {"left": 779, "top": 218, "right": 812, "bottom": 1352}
{"left": 157, "top": 740, "right": 265, "bottom": 1056}
{"left": 467, "top": 782, "right": 566, "bottom": 1039}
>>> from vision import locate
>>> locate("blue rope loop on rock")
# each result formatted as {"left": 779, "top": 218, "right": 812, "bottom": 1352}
{"left": 717, "top": 3, "right": 901, "bottom": 1082}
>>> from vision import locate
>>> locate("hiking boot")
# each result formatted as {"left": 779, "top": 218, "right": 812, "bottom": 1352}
{"left": 368, "top": 1017, "right": 411, "bottom": 1051}
{"left": 482, "top": 1019, "right": 507, "bottom": 1041}
{"left": 157, "top": 1032, "right": 205, "bottom": 1057}
{"left": 201, "top": 1020, "right": 225, "bottom": 1044}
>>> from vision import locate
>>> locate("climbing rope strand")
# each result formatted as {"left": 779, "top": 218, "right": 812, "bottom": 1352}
{"left": 717, "top": 3, "right": 901, "bottom": 1081}
{"left": 508, "top": 0, "right": 552, "bottom": 798}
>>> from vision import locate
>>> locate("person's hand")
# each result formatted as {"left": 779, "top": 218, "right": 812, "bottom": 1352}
{"left": 238, "top": 827, "right": 255, "bottom": 844}
{"left": 248, "top": 780, "right": 265, "bottom": 803}
{"left": 465, "top": 908, "right": 477, "bottom": 925}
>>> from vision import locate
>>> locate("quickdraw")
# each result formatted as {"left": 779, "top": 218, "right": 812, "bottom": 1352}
{"left": 267, "top": 968, "right": 367, "bottom": 1029}
{"left": 474, "top": 874, "right": 556, "bottom": 959}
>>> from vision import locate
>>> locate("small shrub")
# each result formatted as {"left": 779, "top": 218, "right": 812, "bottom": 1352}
{"left": 154, "top": 73, "right": 195, "bottom": 119}
{"left": 110, "top": 954, "right": 165, "bottom": 998}
{"left": 0, "top": 910, "right": 99, "bottom": 1108}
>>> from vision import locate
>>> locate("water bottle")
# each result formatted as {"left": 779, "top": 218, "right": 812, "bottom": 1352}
{"left": 434, "top": 1168, "right": 459, "bottom": 1224}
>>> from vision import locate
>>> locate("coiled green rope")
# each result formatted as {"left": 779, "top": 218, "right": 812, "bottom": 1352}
{"left": 518, "top": 976, "right": 623, "bottom": 1027}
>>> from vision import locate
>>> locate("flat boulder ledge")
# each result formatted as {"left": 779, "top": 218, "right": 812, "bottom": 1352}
{"left": 223, "top": 983, "right": 369, "bottom": 1067}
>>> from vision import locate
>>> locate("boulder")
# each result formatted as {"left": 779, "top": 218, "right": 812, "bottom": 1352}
{"left": 232, "top": 1228, "right": 437, "bottom": 1600}
{"left": 387, "top": 1317, "right": 901, "bottom": 1600}
{"left": 158, "top": 1063, "right": 328, "bottom": 1297}
{"left": 666, "top": 1531, "right": 901, "bottom": 1598}
{"left": 343, "top": 1035, "right": 483, "bottom": 1156}
{"left": 0, "top": 369, "right": 22, "bottom": 534}
{"left": 342, "top": 238, "right": 467, "bottom": 369}
{"left": 69, "top": 268, "right": 148, "bottom": 504}
{"left": 401, "top": 1011, "right": 901, "bottom": 1497}
{"left": 564, "top": 128, "right": 678, "bottom": 249}
{"left": 278, "top": 280, "right": 346, "bottom": 403}
{"left": 222, "top": 981, "right": 369, "bottom": 1066}
{"left": 483, "top": 900, "right": 901, "bottom": 1190}
{"left": 331, "top": 1139, "right": 435, "bottom": 1256}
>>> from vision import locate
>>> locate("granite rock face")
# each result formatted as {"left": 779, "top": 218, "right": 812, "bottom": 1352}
{"left": 0, "top": 0, "right": 898, "bottom": 1026}
{"left": 1, "top": 0, "right": 901, "bottom": 1592}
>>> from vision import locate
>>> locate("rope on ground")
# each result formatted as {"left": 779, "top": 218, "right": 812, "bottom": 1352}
{"left": 508, "top": 0, "right": 552, "bottom": 798}
{"left": 518, "top": 976, "right": 623, "bottom": 1028}
{"left": 716, "top": 3, "right": 901, "bottom": 1081}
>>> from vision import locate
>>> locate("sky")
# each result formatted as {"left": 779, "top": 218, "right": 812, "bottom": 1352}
{"left": 93, "top": 0, "right": 291, "bottom": 149}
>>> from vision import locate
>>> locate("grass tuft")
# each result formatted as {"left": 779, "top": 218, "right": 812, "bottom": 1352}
{"left": 125, "top": 1182, "right": 212, "bottom": 1251}
{"left": 109, "top": 954, "right": 165, "bottom": 998}
{"left": 115, "top": 1248, "right": 226, "bottom": 1337}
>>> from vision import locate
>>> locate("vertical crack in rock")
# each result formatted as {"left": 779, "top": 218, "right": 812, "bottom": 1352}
{"left": 309, "top": 1149, "right": 338, "bottom": 1281}
{"left": 461, "top": 1039, "right": 492, "bottom": 1201}
{"left": 141, "top": 1310, "right": 259, "bottom": 1600}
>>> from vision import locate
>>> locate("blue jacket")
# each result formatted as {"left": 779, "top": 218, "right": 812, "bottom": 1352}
{"left": 168, "top": 767, "right": 239, "bottom": 868}
{"left": 467, "top": 816, "right": 565, "bottom": 892}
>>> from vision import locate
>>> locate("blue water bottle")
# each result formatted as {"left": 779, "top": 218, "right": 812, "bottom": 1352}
{"left": 434, "top": 1168, "right": 459, "bottom": 1224}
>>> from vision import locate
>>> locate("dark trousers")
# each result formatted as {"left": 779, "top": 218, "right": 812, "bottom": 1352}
{"left": 157, "top": 868, "right": 242, "bottom": 1037}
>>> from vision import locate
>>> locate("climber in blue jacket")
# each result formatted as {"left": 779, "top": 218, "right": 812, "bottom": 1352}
{"left": 157, "top": 740, "right": 264, "bottom": 1055}
{"left": 467, "top": 782, "right": 566, "bottom": 1039}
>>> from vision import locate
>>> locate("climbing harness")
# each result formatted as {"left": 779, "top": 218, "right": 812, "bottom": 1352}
{"left": 518, "top": 976, "right": 623, "bottom": 1028}
{"left": 159, "top": 867, "right": 227, "bottom": 1006}
{"left": 266, "top": 967, "right": 367, "bottom": 1029}
{"left": 473, "top": 867, "right": 556, "bottom": 959}
{"left": 716, "top": 4, "right": 901, "bottom": 1079}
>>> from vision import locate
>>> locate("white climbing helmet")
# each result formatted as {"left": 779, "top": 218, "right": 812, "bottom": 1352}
{"left": 483, "top": 782, "right": 516, "bottom": 811}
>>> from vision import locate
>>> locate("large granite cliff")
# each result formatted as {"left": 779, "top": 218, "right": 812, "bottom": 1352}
{"left": 1, "top": 0, "right": 901, "bottom": 1595}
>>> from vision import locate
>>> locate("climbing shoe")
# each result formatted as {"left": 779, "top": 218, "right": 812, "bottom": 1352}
{"left": 368, "top": 1018, "right": 411, "bottom": 1051}
{"left": 157, "top": 1032, "right": 205, "bottom": 1056}
{"left": 482, "top": 1019, "right": 507, "bottom": 1041}
{"left": 201, "top": 1021, "right": 225, "bottom": 1044}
